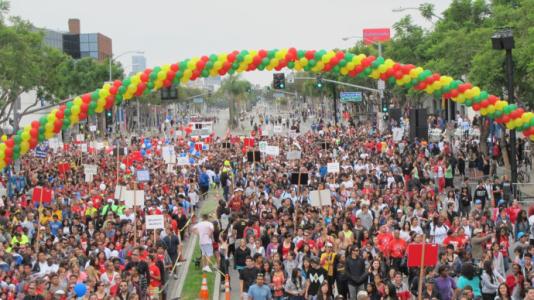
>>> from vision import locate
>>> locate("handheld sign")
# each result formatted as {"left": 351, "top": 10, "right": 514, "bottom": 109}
{"left": 286, "top": 151, "right": 301, "bottom": 161}
{"left": 146, "top": 215, "right": 165, "bottom": 230}
{"left": 327, "top": 162, "right": 340, "bottom": 174}
{"left": 310, "top": 190, "right": 332, "bottom": 207}
{"left": 407, "top": 243, "right": 439, "bottom": 267}
{"left": 258, "top": 141, "right": 268, "bottom": 153}
{"left": 265, "top": 146, "right": 280, "bottom": 156}
{"left": 290, "top": 173, "right": 309, "bottom": 185}
{"left": 84, "top": 164, "right": 98, "bottom": 175}
{"left": 177, "top": 156, "right": 189, "bottom": 166}
{"left": 123, "top": 190, "right": 145, "bottom": 208}
{"left": 247, "top": 151, "right": 261, "bottom": 163}
{"left": 136, "top": 170, "right": 150, "bottom": 182}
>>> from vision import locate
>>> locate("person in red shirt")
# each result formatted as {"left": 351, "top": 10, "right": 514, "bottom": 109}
{"left": 228, "top": 188, "right": 244, "bottom": 213}
{"left": 388, "top": 229, "right": 407, "bottom": 272}
{"left": 148, "top": 254, "right": 161, "bottom": 298}
{"left": 376, "top": 226, "right": 394, "bottom": 254}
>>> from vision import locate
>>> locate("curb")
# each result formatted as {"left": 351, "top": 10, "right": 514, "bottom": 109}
{"left": 212, "top": 272, "right": 221, "bottom": 300}
{"left": 174, "top": 234, "right": 198, "bottom": 298}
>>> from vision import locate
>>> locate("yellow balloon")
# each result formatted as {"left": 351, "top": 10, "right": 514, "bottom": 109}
{"left": 530, "top": 135, "right": 534, "bottom": 142}
{"left": 315, "top": 61, "right": 325, "bottom": 71}
{"left": 1, "top": 135, "right": 6, "bottom": 142}
{"left": 95, "top": 106, "right": 104, "bottom": 113}
{"left": 20, "top": 141, "right": 29, "bottom": 154}
{"left": 73, "top": 97, "right": 82, "bottom": 106}
{"left": 471, "top": 87, "right": 481, "bottom": 96}
{"left": 300, "top": 58, "right": 308, "bottom": 66}
{"left": 103, "top": 83, "right": 111, "bottom": 90}
{"left": 294, "top": 63, "right": 303, "bottom": 71}
{"left": 0, "top": 144, "right": 5, "bottom": 151}
{"left": 44, "top": 131, "right": 54, "bottom": 140}
{"left": 487, "top": 105, "right": 495, "bottom": 114}
{"left": 457, "top": 94, "right": 466, "bottom": 103}
{"left": 340, "top": 68, "right": 348, "bottom": 75}
{"left": 0, "top": 161, "right": 5, "bottom": 170}
{"left": 70, "top": 115, "right": 79, "bottom": 124}
{"left": 480, "top": 108, "right": 487, "bottom": 116}
{"left": 162, "top": 64, "right": 170, "bottom": 71}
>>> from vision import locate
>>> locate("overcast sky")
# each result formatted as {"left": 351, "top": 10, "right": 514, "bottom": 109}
{"left": 11, "top": 0, "right": 452, "bottom": 86}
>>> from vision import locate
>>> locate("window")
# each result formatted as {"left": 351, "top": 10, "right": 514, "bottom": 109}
{"left": 89, "top": 34, "right": 97, "bottom": 43}
{"left": 81, "top": 52, "right": 90, "bottom": 57}
{"left": 80, "top": 43, "right": 89, "bottom": 51}
{"left": 90, "top": 51, "right": 98, "bottom": 59}
{"left": 80, "top": 34, "right": 88, "bottom": 43}
{"left": 89, "top": 42, "right": 98, "bottom": 52}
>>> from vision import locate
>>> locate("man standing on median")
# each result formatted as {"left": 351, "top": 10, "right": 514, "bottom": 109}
{"left": 193, "top": 213, "right": 214, "bottom": 272}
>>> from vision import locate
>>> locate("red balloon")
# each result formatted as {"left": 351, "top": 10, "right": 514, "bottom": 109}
{"left": 488, "top": 95, "right": 498, "bottom": 105}
{"left": 196, "top": 60, "right": 206, "bottom": 69}
{"left": 516, "top": 108, "right": 525, "bottom": 116}
{"left": 4, "top": 156, "right": 11, "bottom": 165}
{"left": 330, "top": 57, "right": 339, "bottom": 66}
{"left": 201, "top": 55, "right": 209, "bottom": 62}
{"left": 354, "top": 65, "right": 364, "bottom": 74}
{"left": 79, "top": 112, "right": 87, "bottom": 120}
{"left": 336, "top": 51, "right": 345, "bottom": 59}
{"left": 480, "top": 100, "right": 489, "bottom": 108}
{"left": 29, "top": 138, "right": 38, "bottom": 148}
{"left": 140, "top": 73, "right": 149, "bottom": 82}
{"left": 502, "top": 115, "right": 510, "bottom": 123}
{"left": 81, "top": 93, "right": 91, "bottom": 104}
{"left": 56, "top": 110, "right": 64, "bottom": 119}
{"left": 144, "top": 68, "right": 152, "bottom": 75}
{"left": 450, "top": 89, "right": 459, "bottom": 97}
{"left": 109, "top": 86, "right": 118, "bottom": 95}
{"left": 227, "top": 53, "right": 236, "bottom": 62}
{"left": 113, "top": 80, "right": 122, "bottom": 87}
{"left": 253, "top": 56, "right": 262, "bottom": 65}
{"left": 81, "top": 103, "right": 89, "bottom": 113}
{"left": 5, "top": 138, "right": 14, "bottom": 148}
{"left": 105, "top": 98, "right": 114, "bottom": 110}
{"left": 31, "top": 120, "right": 40, "bottom": 128}
{"left": 5, "top": 147, "right": 13, "bottom": 157}
{"left": 30, "top": 128, "right": 38, "bottom": 137}
{"left": 305, "top": 50, "right": 315, "bottom": 60}
{"left": 472, "top": 103, "right": 481, "bottom": 111}
{"left": 394, "top": 71, "right": 404, "bottom": 79}
{"left": 170, "top": 63, "right": 179, "bottom": 72}
{"left": 425, "top": 77, "right": 435, "bottom": 84}
{"left": 416, "top": 82, "right": 427, "bottom": 90}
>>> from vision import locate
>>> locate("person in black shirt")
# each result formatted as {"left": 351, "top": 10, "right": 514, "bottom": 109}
{"left": 306, "top": 256, "right": 327, "bottom": 299}
{"left": 492, "top": 178, "right": 503, "bottom": 203}
{"left": 473, "top": 181, "right": 488, "bottom": 210}
{"left": 162, "top": 227, "right": 180, "bottom": 265}
{"left": 240, "top": 256, "right": 260, "bottom": 298}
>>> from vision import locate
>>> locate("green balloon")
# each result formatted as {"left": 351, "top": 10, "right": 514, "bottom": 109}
{"left": 388, "top": 77, "right": 396, "bottom": 85}
{"left": 39, "top": 127, "right": 45, "bottom": 134}
{"left": 13, "top": 152, "right": 19, "bottom": 160}
{"left": 376, "top": 57, "right": 385, "bottom": 64}
{"left": 363, "top": 68, "right": 372, "bottom": 76}
{"left": 149, "top": 73, "right": 157, "bottom": 81}
{"left": 88, "top": 108, "right": 95, "bottom": 116}
{"left": 13, "top": 145, "right": 20, "bottom": 153}
{"left": 38, "top": 134, "right": 45, "bottom": 142}
{"left": 179, "top": 61, "right": 187, "bottom": 70}
{"left": 287, "top": 61, "right": 295, "bottom": 69}
{"left": 495, "top": 110, "right": 503, "bottom": 118}
{"left": 479, "top": 91, "right": 489, "bottom": 100}
{"left": 91, "top": 91, "right": 99, "bottom": 100}
{"left": 241, "top": 50, "right": 249, "bottom": 56}
{"left": 345, "top": 53, "right": 354, "bottom": 61}
{"left": 209, "top": 54, "right": 217, "bottom": 61}
{"left": 66, "top": 102, "right": 73, "bottom": 109}
{"left": 504, "top": 105, "right": 513, "bottom": 115}
{"left": 297, "top": 50, "right": 305, "bottom": 59}
{"left": 257, "top": 65, "right": 265, "bottom": 71}
{"left": 201, "top": 70, "right": 209, "bottom": 77}
{"left": 118, "top": 86, "right": 126, "bottom": 95}
{"left": 176, "top": 71, "right": 183, "bottom": 79}
{"left": 465, "top": 99, "right": 473, "bottom": 106}
{"left": 123, "top": 78, "right": 131, "bottom": 87}
{"left": 147, "top": 82, "right": 155, "bottom": 90}
{"left": 262, "top": 58, "right": 270, "bottom": 65}
{"left": 63, "top": 119, "right": 71, "bottom": 127}
{"left": 40, "top": 117, "right": 47, "bottom": 125}
{"left": 115, "top": 94, "right": 123, "bottom": 101}
{"left": 338, "top": 59, "right": 347, "bottom": 67}
{"left": 153, "top": 66, "right": 161, "bottom": 73}
{"left": 267, "top": 51, "right": 276, "bottom": 58}
{"left": 115, "top": 98, "right": 122, "bottom": 106}
{"left": 14, "top": 135, "right": 21, "bottom": 144}
{"left": 333, "top": 66, "right": 340, "bottom": 73}
{"left": 64, "top": 108, "right": 71, "bottom": 116}
{"left": 228, "top": 69, "right": 235, "bottom": 75}
{"left": 530, "top": 118, "right": 534, "bottom": 127}
{"left": 371, "top": 60, "right": 380, "bottom": 68}
{"left": 473, "top": 95, "right": 481, "bottom": 103}
{"left": 89, "top": 102, "right": 97, "bottom": 110}
{"left": 308, "top": 59, "right": 316, "bottom": 67}
{"left": 443, "top": 85, "right": 451, "bottom": 93}
{"left": 488, "top": 112, "right": 495, "bottom": 119}
{"left": 405, "top": 82, "right": 414, "bottom": 89}
{"left": 303, "top": 65, "right": 311, "bottom": 72}
{"left": 206, "top": 61, "right": 214, "bottom": 70}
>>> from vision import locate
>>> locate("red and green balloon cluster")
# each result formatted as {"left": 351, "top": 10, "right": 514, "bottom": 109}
{"left": 0, "top": 48, "right": 531, "bottom": 170}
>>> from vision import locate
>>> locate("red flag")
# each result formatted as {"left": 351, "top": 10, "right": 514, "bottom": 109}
{"left": 32, "top": 187, "right": 52, "bottom": 204}
{"left": 244, "top": 137, "right": 255, "bottom": 147}
{"left": 407, "top": 243, "right": 439, "bottom": 267}
{"left": 63, "top": 144, "right": 70, "bottom": 152}
{"left": 58, "top": 162, "right": 70, "bottom": 174}
{"left": 195, "top": 143, "right": 203, "bottom": 151}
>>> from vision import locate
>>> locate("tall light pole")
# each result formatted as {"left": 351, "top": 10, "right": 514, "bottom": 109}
{"left": 492, "top": 29, "right": 517, "bottom": 186}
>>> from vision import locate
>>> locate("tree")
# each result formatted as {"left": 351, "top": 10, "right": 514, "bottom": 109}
{"left": 217, "top": 75, "right": 251, "bottom": 129}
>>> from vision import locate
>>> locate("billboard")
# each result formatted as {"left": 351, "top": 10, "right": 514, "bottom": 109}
{"left": 362, "top": 28, "right": 391, "bottom": 45}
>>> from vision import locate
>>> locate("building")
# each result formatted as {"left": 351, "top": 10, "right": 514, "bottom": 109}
{"left": 130, "top": 55, "right": 147, "bottom": 75}
{"left": 62, "top": 19, "right": 112, "bottom": 62}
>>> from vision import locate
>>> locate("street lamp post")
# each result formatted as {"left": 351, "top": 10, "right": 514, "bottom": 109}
{"left": 392, "top": 5, "right": 443, "bottom": 20}
{"left": 492, "top": 29, "right": 517, "bottom": 186}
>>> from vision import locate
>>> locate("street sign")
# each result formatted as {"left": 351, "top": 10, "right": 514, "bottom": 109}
{"left": 363, "top": 28, "right": 391, "bottom": 44}
{"left": 377, "top": 80, "right": 385, "bottom": 91}
{"left": 193, "top": 97, "right": 204, "bottom": 104}
{"left": 273, "top": 93, "right": 284, "bottom": 99}
{"left": 339, "top": 92, "right": 363, "bottom": 103}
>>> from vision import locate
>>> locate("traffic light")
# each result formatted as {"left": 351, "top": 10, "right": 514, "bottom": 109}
{"left": 315, "top": 77, "right": 324, "bottom": 89}
{"left": 160, "top": 86, "right": 178, "bottom": 100}
{"left": 273, "top": 73, "right": 285, "bottom": 89}
{"left": 381, "top": 97, "right": 389, "bottom": 113}
{"left": 105, "top": 109, "right": 113, "bottom": 131}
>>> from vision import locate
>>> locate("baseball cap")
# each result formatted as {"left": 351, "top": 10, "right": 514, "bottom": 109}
{"left": 518, "top": 232, "right": 525, "bottom": 239}
{"left": 475, "top": 199, "right": 482, "bottom": 205}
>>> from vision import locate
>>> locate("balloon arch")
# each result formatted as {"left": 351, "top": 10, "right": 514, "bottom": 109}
{"left": 0, "top": 48, "right": 530, "bottom": 169}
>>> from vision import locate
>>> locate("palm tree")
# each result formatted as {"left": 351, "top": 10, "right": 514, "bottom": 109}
{"left": 419, "top": 3, "right": 436, "bottom": 22}
{"left": 218, "top": 75, "right": 251, "bottom": 129}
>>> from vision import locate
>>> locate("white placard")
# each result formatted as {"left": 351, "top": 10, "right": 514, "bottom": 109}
{"left": 136, "top": 170, "right": 150, "bottom": 182}
{"left": 166, "top": 164, "right": 175, "bottom": 173}
{"left": 95, "top": 142, "right": 104, "bottom": 150}
{"left": 310, "top": 190, "right": 332, "bottom": 207}
{"left": 89, "top": 125, "right": 97, "bottom": 132}
{"left": 273, "top": 125, "right": 283, "bottom": 134}
{"left": 85, "top": 173, "right": 93, "bottom": 183}
{"left": 177, "top": 156, "right": 189, "bottom": 166}
{"left": 175, "top": 130, "right": 183, "bottom": 137}
{"left": 146, "top": 215, "right": 165, "bottom": 230}
{"left": 327, "top": 162, "right": 340, "bottom": 173}
{"left": 114, "top": 185, "right": 126, "bottom": 200}
{"left": 49, "top": 138, "right": 61, "bottom": 151}
{"left": 76, "top": 134, "right": 85, "bottom": 142}
{"left": 286, "top": 151, "right": 301, "bottom": 161}
{"left": 265, "top": 146, "right": 280, "bottom": 156}
{"left": 392, "top": 127, "right": 404, "bottom": 142}
{"left": 258, "top": 141, "right": 268, "bottom": 153}
{"left": 123, "top": 190, "right": 145, "bottom": 208}
{"left": 80, "top": 143, "right": 87, "bottom": 153}
{"left": 162, "top": 146, "right": 176, "bottom": 164}
{"left": 84, "top": 164, "right": 98, "bottom": 175}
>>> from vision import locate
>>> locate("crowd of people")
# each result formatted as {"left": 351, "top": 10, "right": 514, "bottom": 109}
{"left": 0, "top": 106, "right": 532, "bottom": 300}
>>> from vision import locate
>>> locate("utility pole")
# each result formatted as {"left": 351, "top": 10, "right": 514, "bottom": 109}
{"left": 332, "top": 84, "right": 338, "bottom": 126}
{"left": 505, "top": 47, "right": 517, "bottom": 185}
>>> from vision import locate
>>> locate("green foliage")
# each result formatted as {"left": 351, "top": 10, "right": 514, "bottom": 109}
{"left": 217, "top": 75, "right": 252, "bottom": 128}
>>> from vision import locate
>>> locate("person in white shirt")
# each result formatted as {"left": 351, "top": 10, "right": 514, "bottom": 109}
{"left": 193, "top": 214, "right": 214, "bottom": 272}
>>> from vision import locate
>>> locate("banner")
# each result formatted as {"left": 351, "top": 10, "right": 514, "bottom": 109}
{"left": 32, "top": 187, "right": 52, "bottom": 204}
{"left": 146, "top": 215, "right": 165, "bottom": 230}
